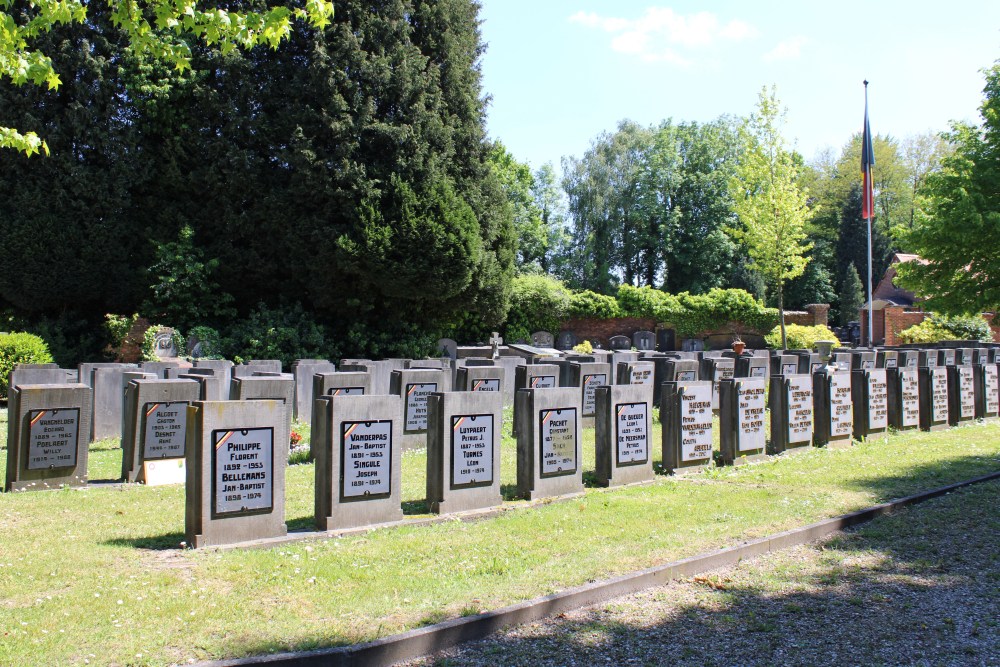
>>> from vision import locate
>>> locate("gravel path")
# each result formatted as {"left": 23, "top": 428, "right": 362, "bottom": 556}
{"left": 399, "top": 480, "right": 1000, "bottom": 667}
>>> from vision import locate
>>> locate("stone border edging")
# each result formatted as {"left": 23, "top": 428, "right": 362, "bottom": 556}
{"left": 197, "top": 469, "right": 1000, "bottom": 667}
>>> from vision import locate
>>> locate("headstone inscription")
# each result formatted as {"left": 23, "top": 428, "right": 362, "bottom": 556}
{"left": 886, "top": 367, "right": 920, "bottom": 430}
{"left": 5, "top": 384, "right": 92, "bottom": 492}
{"left": 632, "top": 331, "right": 655, "bottom": 351}
{"left": 121, "top": 378, "right": 200, "bottom": 483}
{"left": 851, "top": 368, "right": 888, "bottom": 440}
{"left": 719, "top": 377, "right": 767, "bottom": 464}
{"left": 813, "top": 370, "right": 854, "bottom": 447}
{"left": 974, "top": 363, "right": 999, "bottom": 419}
{"left": 568, "top": 362, "right": 612, "bottom": 425}
{"left": 661, "top": 380, "right": 713, "bottom": 473}
{"left": 426, "top": 391, "right": 502, "bottom": 514}
{"left": 616, "top": 361, "right": 655, "bottom": 386}
{"left": 947, "top": 364, "right": 976, "bottom": 426}
{"left": 185, "top": 399, "right": 288, "bottom": 548}
{"left": 515, "top": 387, "right": 583, "bottom": 501}
{"left": 389, "top": 368, "right": 448, "bottom": 449}
{"left": 511, "top": 363, "right": 560, "bottom": 436}
{"left": 918, "top": 366, "right": 949, "bottom": 431}
{"left": 594, "top": 384, "right": 654, "bottom": 487}
{"left": 291, "top": 359, "right": 337, "bottom": 423}
{"left": 312, "top": 394, "right": 403, "bottom": 531}
{"left": 768, "top": 374, "right": 814, "bottom": 455}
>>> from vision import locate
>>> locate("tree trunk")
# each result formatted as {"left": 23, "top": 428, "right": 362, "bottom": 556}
{"left": 778, "top": 283, "right": 787, "bottom": 350}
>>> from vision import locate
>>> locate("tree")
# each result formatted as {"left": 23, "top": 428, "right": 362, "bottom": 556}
{"left": 728, "top": 86, "right": 814, "bottom": 349}
{"left": 896, "top": 61, "right": 1000, "bottom": 314}
{"left": 490, "top": 142, "right": 546, "bottom": 271}
{"left": 1, "top": 0, "right": 334, "bottom": 155}
{"left": 531, "top": 162, "right": 572, "bottom": 275}
{"left": 838, "top": 264, "right": 865, "bottom": 326}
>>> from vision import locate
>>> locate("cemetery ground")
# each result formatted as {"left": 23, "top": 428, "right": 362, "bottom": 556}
{"left": 0, "top": 408, "right": 999, "bottom": 666}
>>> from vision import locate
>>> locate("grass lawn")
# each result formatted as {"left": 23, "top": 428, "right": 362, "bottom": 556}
{"left": 1, "top": 406, "right": 999, "bottom": 666}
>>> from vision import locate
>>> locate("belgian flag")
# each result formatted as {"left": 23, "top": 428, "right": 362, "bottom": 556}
{"left": 861, "top": 82, "right": 875, "bottom": 220}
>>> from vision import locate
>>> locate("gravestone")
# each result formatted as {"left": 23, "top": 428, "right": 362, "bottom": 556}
{"left": 494, "top": 356, "right": 527, "bottom": 404}
{"left": 896, "top": 350, "right": 920, "bottom": 369}
{"left": 556, "top": 331, "right": 577, "bottom": 351}
{"left": 389, "top": 368, "right": 448, "bottom": 450}
{"left": 91, "top": 364, "right": 138, "bottom": 443}
{"left": 139, "top": 361, "right": 183, "bottom": 379}
{"left": 937, "top": 349, "right": 957, "bottom": 366}
{"left": 594, "top": 384, "right": 654, "bottom": 487}
{"left": 511, "top": 363, "right": 560, "bottom": 435}
{"left": 654, "top": 358, "right": 700, "bottom": 406}
{"left": 974, "top": 362, "right": 1000, "bottom": 419}
{"left": 232, "top": 360, "right": 282, "bottom": 379}
{"left": 734, "top": 355, "right": 768, "bottom": 379}
{"left": 918, "top": 366, "right": 949, "bottom": 431}
{"left": 5, "top": 384, "right": 92, "bottom": 492}
{"left": 177, "top": 370, "right": 226, "bottom": 401}
{"left": 568, "top": 362, "right": 612, "bottom": 426}
{"left": 151, "top": 328, "right": 179, "bottom": 359}
{"left": 632, "top": 331, "right": 655, "bottom": 351}
{"left": 193, "top": 360, "right": 234, "bottom": 397}
{"left": 515, "top": 387, "right": 583, "bottom": 501}
{"left": 121, "top": 378, "right": 200, "bottom": 483}
{"left": 436, "top": 338, "right": 458, "bottom": 360}
{"left": 185, "top": 399, "right": 288, "bottom": 547}
{"left": 608, "top": 335, "right": 630, "bottom": 350}
{"left": 789, "top": 352, "right": 823, "bottom": 374}
{"left": 616, "top": 361, "right": 655, "bottom": 386}
{"left": 886, "top": 367, "right": 921, "bottom": 430}
{"left": 312, "top": 394, "right": 403, "bottom": 531}
{"left": 426, "top": 391, "right": 503, "bottom": 514}
{"left": 850, "top": 350, "right": 876, "bottom": 370}
{"left": 531, "top": 331, "right": 555, "bottom": 348}
{"left": 290, "top": 359, "right": 336, "bottom": 423}
{"left": 769, "top": 354, "right": 800, "bottom": 377}
{"left": 656, "top": 328, "right": 675, "bottom": 352}
{"left": 661, "top": 380, "right": 713, "bottom": 473}
{"left": 851, "top": 368, "right": 888, "bottom": 440}
{"left": 8, "top": 367, "right": 70, "bottom": 394}
{"left": 918, "top": 350, "right": 939, "bottom": 368}
{"left": 454, "top": 365, "right": 505, "bottom": 396}
{"left": 947, "top": 364, "right": 976, "bottom": 426}
{"left": 339, "top": 359, "right": 404, "bottom": 396}
{"left": 719, "top": 377, "right": 767, "bottom": 464}
{"left": 877, "top": 350, "right": 899, "bottom": 369}
{"left": 699, "top": 357, "right": 735, "bottom": 411}
{"left": 831, "top": 352, "right": 853, "bottom": 372}
{"left": 229, "top": 375, "right": 294, "bottom": 437}
{"left": 769, "top": 374, "right": 814, "bottom": 455}
{"left": 813, "top": 369, "right": 854, "bottom": 447}
{"left": 955, "top": 348, "right": 975, "bottom": 365}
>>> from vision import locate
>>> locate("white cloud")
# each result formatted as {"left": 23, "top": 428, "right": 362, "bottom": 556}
{"left": 569, "top": 6, "right": 758, "bottom": 66}
{"left": 762, "top": 36, "right": 808, "bottom": 62}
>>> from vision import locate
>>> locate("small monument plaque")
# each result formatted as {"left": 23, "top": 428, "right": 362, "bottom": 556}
{"left": 540, "top": 408, "right": 578, "bottom": 477}
{"left": 720, "top": 377, "right": 767, "bottom": 464}
{"left": 947, "top": 365, "right": 976, "bottom": 425}
{"left": 213, "top": 427, "right": 274, "bottom": 515}
{"left": 615, "top": 402, "right": 648, "bottom": 466}
{"left": 340, "top": 420, "right": 392, "bottom": 499}
{"left": 769, "top": 374, "right": 813, "bottom": 454}
{"left": 27, "top": 408, "right": 80, "bottom": 470}
{"left": 143, "top": 402, "right": 187, "bottom": 459}
{"left": 404, "top": 383, "right": 436, "bottom": 431}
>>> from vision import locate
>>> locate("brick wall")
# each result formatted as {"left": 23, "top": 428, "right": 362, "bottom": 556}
{"left": 880, "top": 307, "right": 926, "bottom": 346}
{"left": 559, "top": 317, "right": 657, "bottom": 348}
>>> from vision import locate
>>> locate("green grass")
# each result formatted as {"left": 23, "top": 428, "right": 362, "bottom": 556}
{"left": 1, "top": 407, "right": 999, "bottom": 666}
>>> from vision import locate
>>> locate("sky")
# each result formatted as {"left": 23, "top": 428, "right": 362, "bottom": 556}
{"left": 477, "top": 1, "right": 1000, "bottom": 171}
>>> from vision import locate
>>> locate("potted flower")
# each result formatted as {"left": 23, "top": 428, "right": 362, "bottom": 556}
{"left": 731, "top": 333, "right": 745, "bottom": 356}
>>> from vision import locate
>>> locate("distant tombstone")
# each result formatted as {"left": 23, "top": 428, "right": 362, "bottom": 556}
{"left": 947, "top": 364, "right": 976, "bottom": 426}
{"left": 719, "top": 377, "right": 767, "bottom": 464}
{"left": 8, "top": 367, "right": 71, "bottom": 394}
{"left": 5, "top": 383, "right": 92, "bottom": 492}
{"left": 770, "top": 354, "right": 800, "bottom": 377}
{"left": 229, "top": 375, "right": 294, "bottom": 437}
{"left": 877, "top": 350, "right": 899, "bottom": 369}
{"left": 291, "top": 359, "right": 337, "bottom": 423}
{"left": 152, "top": 328, "right": 179, "bottom": 359}
{"left": 594, "top": 384, "right": 654, "bottom": 487}
{"left": 177, "top": 372, "right": 224, "bottom": 402}
{"left": 632, "top": 331, "right": 655, "bottom": 351}
{"left": 831, "top": 352, "right": 853, "bottom": 372}
{"left": 918, "top": 349, "right": 939, "bottom": 368}
{"left": 850, "top": 351, "right": 876, "bottom": 370}
{"left": 974, "top": 363, "right": 1000, "bottom": 419}
{"left": 851, "top": 368, "right": 888, "bottom": 440}
{"left": 121, "top": 379, "right": 200, "bottom": 483}
{"left": 896, "top": 350, "right": 920, "bottom": 369}
{"left": 556, "top": 331, "right": 577, "bottom": 351}
{"left": 488, "top": 331, "right": 503, "bottom": 359}
{"left": 493, "top": 356, "right": 526, "bottom": 404}
{"left": 616, "top": 361, "right": 654, "bottom": 386}
{"left": 233, "top": 360, "right": 282, "bottom": 379}
{"left": 185, "top": 399, "right": 288, "bottom": 547}
{"left": 340, "top": 359, "right": 403, "bottom": 396}
{"left": 886, "top": 367, "right": 920, "bottom": 430}
{"left": 454, "top": 366, "right": 506, "bottom": 398}
{"left": 792, "top": 352, "right": 823, "bottom": 374}
{"left": 511, "top": 363, "right": 560, "bottom": 435}
{"left": 661, "top": 380, "right": 713, "bottom": 473}
{"left": 568, "top": 362, "right": 611, "bottom": 425}
{"left": 918, "top": 366, "right": 949, "bottom": 431}
{"left": 186, "top": 333, "right": 205, "bottom": 358}
{"left": 139, "top": 361, "right": 183, "bottom": 379}
{"left": 436, "top": 338, "right": 458, "bottom": 360}
{"left": 389, "top": 368, "right": 448, "bottom": 450}
{"left": 90, "top": 364, "right": 137, "bottom": 443}
{"left": 515, "top": 388, "right": 583, "bottom": 501}
{"left": 656, "top": 328, "right": 676, "bottom": 352}
{"left": 193, "top": 360, "right": 234, "bottom": 396}
{"left": 426, "top": 391, "right": 502, "bottom": 514}
{"left": 937, "top": 348, "right": 957, "bottom": 366}
{"left": 654, "top": 358, "right": 700, "bottom": 406}
{"left": 681, "top": 338, "right": 705, "bottom": 352}
{"left": 769, "top": 374, "right": 814, "bottom": 455}
{"left": 699, "top": 357, "right": 735, "bottom": 412}
{"left": 531, "top": 331, "right": 555, "bottom": 348}
{"left": 735, "top": 355, "right": 768, "bottom": 379}
{"left": 813, "top": 369, "right": 854, "bottom": 447}
{"left": 609, "top": 335, "right": 631, "bottom": 350}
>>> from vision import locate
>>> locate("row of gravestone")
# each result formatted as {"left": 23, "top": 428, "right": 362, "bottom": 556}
{"left": 436, "top": 330, "right": 658, "bottom": 356}
{"left": 5, "top": 346, "right": 998, "bottom": 548}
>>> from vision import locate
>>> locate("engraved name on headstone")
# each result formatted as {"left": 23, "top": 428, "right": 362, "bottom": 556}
{"left": 540, "top": 408, "right": 577, "bottom": 476}
{"left": 27, "top": 408, "right": 79, "bottom": 470}
{"left": 583, "top": 373, "right": 608, "bottom": 415}
{"left": 736, "top": 382, "right": 766, "bottom": 452}
{"left": 404, "top": 383, "right": 437, "bottom": 431}
{"left": 341, "top": 420, "right": 392, "bottom": 498}
{"left": 986, "top": 365, "right": 999, "bottom": 416}
{"left": 471, "top": 379, "right": 501, "bottom": 392}
{"left": 529, "top": 375, "right": 557, "bottom": 389}
{"left": 868, "top": 371, "right": 889, "bottom": 430}
{"left": 615, "top": 402, "right": 648, "bottom": 466}
{"left": 830, "top": 372, "right": 854, "bottom": 438}
{"left": 960, "top": 366, "right": 975, "bottom": 419}
{"left": 143, "top": 402, "right": 186, "bottom": 459}
{"left": 213, "top": 427, "right": 273, "bottom": 515}
{"left": 451, "top": 414, "right": 493, "bottom": 487}
{"left": 932, "top": 370, "right": 948, "bottom": 423}
{"left": 901, "top": 372, "right": 920, "bottom": 428}
{"left": 680, "top": 384, "right": 713, "bottom": 462}
{"left": 787, "top": 375, "right": 814, "bottom": 445}
{"left": 329, "top": 386, "right": 365, "bottom": 396}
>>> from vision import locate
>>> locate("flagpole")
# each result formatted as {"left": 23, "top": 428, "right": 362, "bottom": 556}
{"left": 864, "top": 80, "right": 874, "bottom": 349}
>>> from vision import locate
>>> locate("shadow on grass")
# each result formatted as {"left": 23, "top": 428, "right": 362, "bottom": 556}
{"left": 103, "top": 531, "right": 187, "bottom": 550}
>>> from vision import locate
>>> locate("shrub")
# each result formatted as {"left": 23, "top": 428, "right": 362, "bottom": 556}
{"left": 220, "top": 303, "right": 327, "bottom": 366}
{"left": 572, "top": 340, "right": 594, "bottom": 354}
{"left": 0, "top": 332, "right": 55, "bottom": 396}
{"left": 567, "top": 290, "right": 621, "bottom": 319}
{"left": 896, "top": 314, "right": 992, "bottom": 344}
{"left": 618, "top": 285, "right": 778, "bottom": 338}
{"left": 186, "top": 326, "right": 223, "bottom": 358}
{"left": 504, "top": 274, "right": 571, "bottom": 343}
{"left": 764, "top": 324, "right": 840, "bottom": 350}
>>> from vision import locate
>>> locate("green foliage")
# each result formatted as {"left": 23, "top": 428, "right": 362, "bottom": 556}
{"left": 104, "top": 314, "right": 139, "bottom": 348}
{"left": 764, "top": 324, "right": 839, "bottom": 350}
{"left": 838, "top": 265, "right": 866, "bottom": 326}
{"left": 504, "top": 274, "right": 571, "bottom": 342}
{"left": 617, "top": 285, "right": 778, "bottom": 338}
{"left": 141, "top": 326, "right": 184, "bottom": 362}
{"left": 186, "top": 325, "right": 222, "bottom": 358}
{"left": 567, "top": 290, "right": 622, "bottom": 319}
{"left": 896, "top": 314, "right": 991, "bottom": 344}
{"left": 896, "top": 319, "right": 954, "bottom": 344}
{"left": 572, "top": 339, "right": 594, "bottom": 354}
{"left": 220, "top": 303, "right": 327, "bottom": 367}
{"left": 340, "top": 320, "right": 438, "bottom": 360}
{"left": 0, "top": 332, "right": 55, "bottom": 395}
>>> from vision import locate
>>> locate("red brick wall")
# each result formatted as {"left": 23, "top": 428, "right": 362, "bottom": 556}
{"left": 559, "top": 317, "right": 657, "bottom": 348}
{"left": 880, "top": 307, "right": 926, "bottom": 346}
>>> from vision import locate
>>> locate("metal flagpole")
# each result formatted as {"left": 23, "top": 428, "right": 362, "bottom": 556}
{"left": 864, "top": 80, "right": 874, "bottom": 348}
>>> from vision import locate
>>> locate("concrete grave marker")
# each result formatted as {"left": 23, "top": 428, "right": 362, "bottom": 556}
{"left": 616, "top": 361, "right": 654, "bottom": 386}
{"left": 937, "top": 349, "right": 957, "bottom": 367}
{"left": 594, "top": 384, "right": 654, "bottom": 487}
{"left": 436, "top": 338, "right": 458, "bottom": 360}
{"left": 454, "top": 366, "right": 505, "bottom": 398}
{"left": 632, "top": 331, "right": 655, "bottom": 351}
{"left": 531, "top": 331, "right": 555, "bottom": 348}
{"left": 229, "top": 375, "right": 294, "bottom": 437}
{"left": 121, "top": 378, "right": 201, "bottom": 483}
{"left": 512, "top": 364, "right": 560, "bottom": 435}
{"left": 735, "top": 356, "right": 768, "bottom": 379}
{"left": 609, "top": 335, "right": 632, "bottom": 350}
{"left": 813, "top": 370, "right": 854, "bottom": 447}
{"left": 851, "top": 368, "right": 888, "bottom": 440}
{"left": 661, "top": 381, "right": 713, "bottom": 473}
{"left": 390, "top": 368, "right": 448, "bottom": 449}
{"left": 185, "top": 399, "right": 288, "bottom": 547}
{"left": 568, "top": 362, "right": 612, "bottom": 426}
{"left": 850, "top": 350, "right": 876, "bottom": 370}
{"left": 515, "top": 388, "right": 583, "bottom": 500}
{"left": 291, "top": 359, "right": 336, "bottom": 423}
{"left": 877, "top": 350, "right": 899, "bottom": 369}
{"left": 974, "top": 363, "right": 999, "bottom": 419}
{"left": 886, "top": 367, "right": 920, "bottom": 430}
{"left": 947, "top": 364, "right": 976, "bottom": 426}
{"left": 426, "top": 391, "right": 502, "bottom": 514}
{"left": 769, "top": 374, "right": 814, "bottom": 454}
{"left": 719, "top": 377, "right": 767, "bottom": 464}
{"left": 556, "top": 331, "right": 577, "bottom": 350}
{"left": 769, "top": 354, "right": 799, "bottom": 377}
{"left": 312, "top": 395, "right": 403, "bottom": 531}
{"left": 918, "top": 366, "right": 949, "bottom": 431}
{"left": 193, "top": 360, "right": 234, "bottom": 398}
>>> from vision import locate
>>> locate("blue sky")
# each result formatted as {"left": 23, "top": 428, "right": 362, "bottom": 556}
{"left": 478, "top": 1, "right": 1000, "bottom": 171}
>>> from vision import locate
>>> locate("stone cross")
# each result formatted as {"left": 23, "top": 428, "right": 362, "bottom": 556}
{"left": 489, "top": 332, "right": 503, "bottom": 359}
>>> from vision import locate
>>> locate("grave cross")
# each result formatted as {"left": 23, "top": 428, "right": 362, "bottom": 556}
{"left": 489, "top": 332, "right": 503, "bottom": 359}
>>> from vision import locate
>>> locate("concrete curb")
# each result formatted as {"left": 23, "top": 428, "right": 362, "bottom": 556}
{"left": 198, "top": 469, "right": 1000, "bottom": 667}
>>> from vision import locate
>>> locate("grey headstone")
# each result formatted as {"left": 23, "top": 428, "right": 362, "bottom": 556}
{"left": 511, "top": 364, "right": 560, "bottom": 436}
{"left": 719, "top": 377, "right": 767, "bottom": 464}
{"left": 974, "top": 363, "right": 999, "bottom": 419}
{"left": 436, "top": 338, "right": 458, "bottom": 360}
{"left": 918, "top": 349, "right": 939, "bottom": 368}
{"left": 91, "top": 365, "right": 138, "bottom": 443}
{"left": 734, "top": 355, "right": 768, "bottom": 379}
{"left": 877, "top": 350, "right": 899, "bottom": 369}
{"left": 139, "top": 361, "right": 184, "bottom": 379}
{"left": 770, "top": 354, "right": 800, "bottom": 377}
{"left": 151, "top": 327, "right": 179, "bottom": 359}
{"left": 8, "top": 367, "right": 72, "bottom": 395}
{"left": 515, "top": 387, "right": 584, "bottom": 501}
{"left": 896, "top": 350, "right": 920, "bottom": 369}
{"left": 530, "top": 331, "right": 555, "bottom": 348}
{"left": 615, "top": 361, "right": 654, "bottom": 387}
{"left": 769, "top": 374, "right": 814, "bottom": 455}
{"left": 291, "top": 360, "right": 336, "bottom": 423}
{"left": 454, "top": 366, "right": 506, "bottom": 398}
{"left": 121, "top": 379, "right": 200, "bottom": 483}
{"left": 661, "top": 381, "right": 713, "bottom": 473}
{"left": 389, "top": 368, "right": 449, "bottom": 450}
{"left": 426, "top": 391, "right": 503, "bottom": 514}
{"left": 851, "top": 369, "right": 888, "bottom": 440}
{"left": 185, "top": 399, "right": 288, "bottom": 547}
{"left": 193, "top": 360, "right": 234, "bottom": 396}
{"left": 632, "top": 331, "right": 655, "bottom": 351}
{"left": 849, "top": 351, "right": 876, "bottom": 370}
{"left": 178, "top": 373, "right": 225, "bottom": 402}
{"left": 813, "top": 370, "right": 854, "bottom": 447}
{"left": 594, "top": 384, "right": 654, "bottom": 487}
{"left": 568, "top": 362, "right": 612, "bottom": 425}
{"left": 229, "top": 375, "right": 294, "bottom": 437}
{"left": 886, "top": 367, "right": 920, "bottom": 430}
{"left": 947, "top": 364, "right": 976, "bottom": 425}
{"left": 556, "top": 331, "right": 577, "bottom": 351}
{"left": 918, "top": 366, "right": 949, "bottom": 431}
{"left": 937, "top": 349, "right": 956, "bottom": 367}
{"left": 609, "top": 335, "right": 631, "bottom": 350}
{"left": 233, "top": 360, "right": 282, "bottom": 379}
